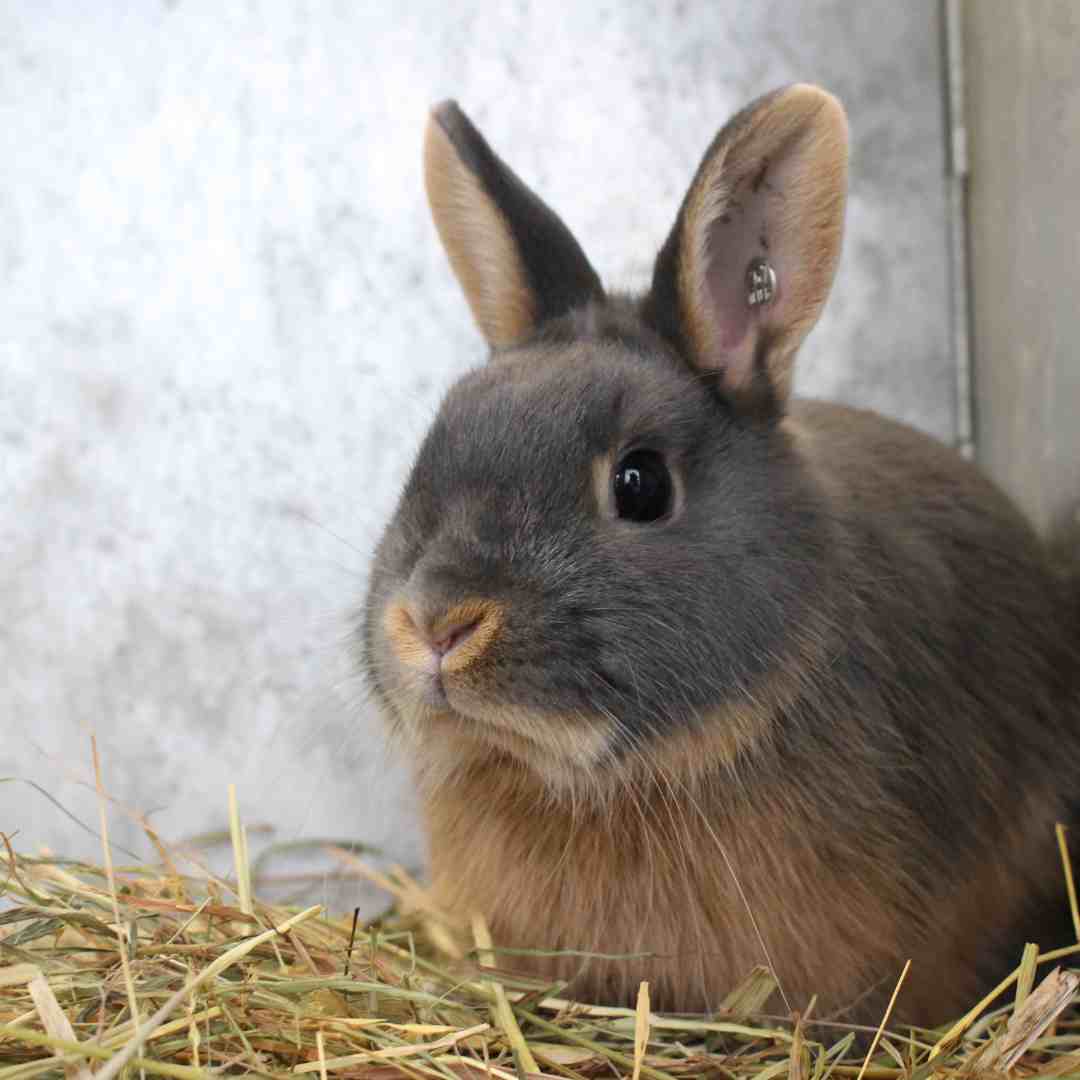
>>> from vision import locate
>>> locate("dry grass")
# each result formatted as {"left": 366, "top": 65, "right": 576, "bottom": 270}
{"left": 3, "top": 783, "right": 1080, "bottom": 1079}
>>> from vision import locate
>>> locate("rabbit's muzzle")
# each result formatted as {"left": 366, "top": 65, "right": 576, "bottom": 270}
{"left": 384, "top": 596, "right": 504, "bottom": 680}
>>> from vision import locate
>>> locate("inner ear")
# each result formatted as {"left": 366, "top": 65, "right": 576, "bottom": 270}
{"left": 646, "top": 85, "right": 848, "bottom": 406}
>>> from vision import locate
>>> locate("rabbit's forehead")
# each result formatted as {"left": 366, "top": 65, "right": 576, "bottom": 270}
{"left": 438, "top": 342, "right": 712, "bottom": 459}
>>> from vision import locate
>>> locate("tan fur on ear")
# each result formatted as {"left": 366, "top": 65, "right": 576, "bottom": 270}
{"left": 679, "top": 84, "right": 848, "bottom": 399}
{"left": 424, "top": 117, "right": 537, "bottom": 347}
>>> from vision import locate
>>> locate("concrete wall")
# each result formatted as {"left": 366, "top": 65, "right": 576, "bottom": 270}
{"left": 1, "top": 2, "right": 949, "bottom": 898}
{"left": 963, "top": 1, "right": 1080, "bottom": 538}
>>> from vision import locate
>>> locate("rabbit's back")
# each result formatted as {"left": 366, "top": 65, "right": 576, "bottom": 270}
{"left": 790, "top": 396, "right": 1076, "bottom": 828}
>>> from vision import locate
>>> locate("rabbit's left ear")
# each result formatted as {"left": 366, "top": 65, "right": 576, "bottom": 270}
{"left": 644, "top": 84, "right": 848, "bottom": 409}
{"left": 424, "top": 102, "right": 605, "bottom": 349}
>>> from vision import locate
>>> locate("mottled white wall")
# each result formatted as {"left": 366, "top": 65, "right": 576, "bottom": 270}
{"left": 1, "top": 2, "right": 948, "bottom": 893}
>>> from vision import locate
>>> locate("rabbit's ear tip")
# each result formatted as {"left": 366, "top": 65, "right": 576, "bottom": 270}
{"left": 429, "top": 99, "right": 465, "bottom": 130}
{"left": 785, "top": 82, "right": 839, "bottom": 104}
{"left": 783, "top": 84, "right": 849, "bottom": 138}
{"left": 423, "top": 102, "right": 466, "bottom": 168}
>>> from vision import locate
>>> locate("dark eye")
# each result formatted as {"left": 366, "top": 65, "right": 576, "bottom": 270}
{"left": 612, "top": 449, "right": 673, "bottom": 522}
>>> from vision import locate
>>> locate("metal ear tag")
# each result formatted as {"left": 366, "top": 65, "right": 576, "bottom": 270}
{"left": 746, "top": 256, "right": 777, "bottom": 308}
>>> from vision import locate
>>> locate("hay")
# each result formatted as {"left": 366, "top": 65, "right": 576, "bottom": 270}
{"left": 3, "top": 799, "right": 1080, "bottom": 1080}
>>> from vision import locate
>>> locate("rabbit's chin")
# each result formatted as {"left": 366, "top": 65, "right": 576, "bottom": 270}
{"left": 389, "top": 689, "right": 617, "bottom": 795}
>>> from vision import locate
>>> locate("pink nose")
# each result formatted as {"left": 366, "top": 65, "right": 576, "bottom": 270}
{"left": 429, "top": 616, "right": 480, "bottom": 656}
{"left": 384, "top": 598, "right": 503, "bottom": 674}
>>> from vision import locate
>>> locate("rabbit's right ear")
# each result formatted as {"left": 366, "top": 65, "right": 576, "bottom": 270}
{"left": 643, "top": 85, "right": 848, "bottom": 411}
{"left": 424, "top": 102, "right": 605, "bottom": 349}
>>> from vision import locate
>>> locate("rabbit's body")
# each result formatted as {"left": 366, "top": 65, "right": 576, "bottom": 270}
{"left": 416, "top": 390, "right": 1073, "bottom": 1023}
{"left": 363, "top": 86, "right": 1079, "bottom": 1026}
{"left": 423, "top": 724, "right": 1060, "bottom": 1024}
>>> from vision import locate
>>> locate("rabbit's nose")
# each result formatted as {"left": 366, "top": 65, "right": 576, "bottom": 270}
{"left": 429, "top": 614, "right": 479, "bottom": 657}
{"left": 384, "top": 597, "right": 503, "bottom": 673}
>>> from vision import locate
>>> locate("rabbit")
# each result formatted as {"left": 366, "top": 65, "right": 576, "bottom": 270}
{"left": 360, "top": 84, "right": 1080, "bottom": 1027}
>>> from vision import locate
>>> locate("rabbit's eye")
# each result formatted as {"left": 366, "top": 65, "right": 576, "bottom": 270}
{"left": 613, "top": 450, "right": 672, "bottom": 522}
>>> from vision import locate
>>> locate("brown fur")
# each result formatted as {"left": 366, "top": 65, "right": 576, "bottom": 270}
{"left": 422, "top": 746, "right": 1061, "bottom": 1026}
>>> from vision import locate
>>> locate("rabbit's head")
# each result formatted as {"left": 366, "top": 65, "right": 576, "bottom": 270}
{"left": 362, "top": 85, "right": 848, "bottom": 793}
